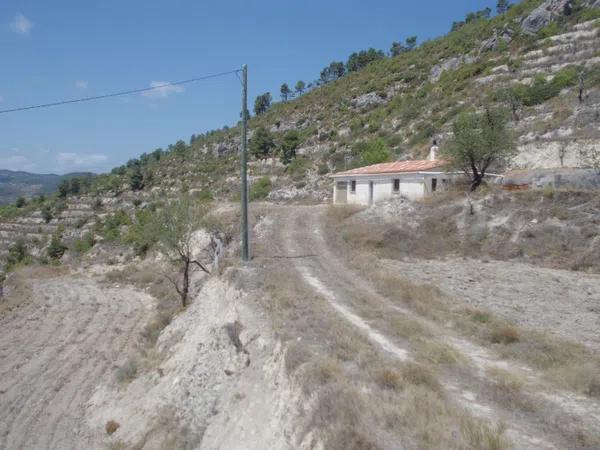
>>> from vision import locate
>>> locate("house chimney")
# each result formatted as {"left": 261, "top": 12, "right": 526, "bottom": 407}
{"left": 429, "top": 139, "right": 439, "bottom": 161}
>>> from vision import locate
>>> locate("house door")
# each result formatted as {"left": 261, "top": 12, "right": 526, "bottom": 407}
{"left": 369, "top": 181, "right": 374, "bottom": 205}
{"left": 335, "top": 181, "right": 347, "bottom": 203}
{"left": 431, "top": 178, "right": 437, "bottom": 192}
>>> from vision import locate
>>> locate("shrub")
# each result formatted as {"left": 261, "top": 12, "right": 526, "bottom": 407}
{"left": 6, "top": 240, "right": 30, "bottom": 268}
{"left": 318, "top": 163, "right": 330, "bottom": 175}
{"left": 352, "top": 138, "right": 391, "bottom": 166}
{"left": 195, "top": 190, "right": 213, "bottom": 203}
{"left": 538, "top": 22, "right": 560, "bottom": 38}
{"left": 73, "top": 233, "right": 95, "bottom": 254}
{"left": 249, "top": 176, "right": 272, "bottom": 201}
{"left": 124, "top": 208, "right": 158, "bottom": 256}
{"left": 92, "top": 198, "right": 103, "bottom": 211}
{"left": 489, "top": 325, "right": 520, "bottom": 344}
{"left": 288, "top": 157, "right": 311, "bottom": 181}
{"left": 15, "top": 197, "right": 26, "bottom": 208}
{"left": 47, "top": 233, "right": 67, "bottom": 260}
{"left": 279, "top": 130, "right": 301, "bottom": 164}
{"left": 41, "top": 205, "right": 53, "bottom": 223}
{"left": 512, "top": 67, "right": 578, "bottom": 106}
{"left": 116, "top": 357, "right": 139, "bottom": 383}
{"left": 105, "top": 420, "right": 120, "bottom": 435}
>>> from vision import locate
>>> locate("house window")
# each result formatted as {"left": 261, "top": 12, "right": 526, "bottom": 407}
{"left": 393, "top": 179, "right": 400, "bottom": 192}
{"left": 350, "top": 180, "right": 356, "bottom": 193}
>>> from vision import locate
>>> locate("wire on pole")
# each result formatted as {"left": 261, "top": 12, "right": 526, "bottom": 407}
{"left": 0, "top": 69, "right": 241, "bottom": 115}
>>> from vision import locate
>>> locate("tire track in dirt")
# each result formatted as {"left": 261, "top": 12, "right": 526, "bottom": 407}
{"left": 1, "top": 283, "right": 112, "bottom": 448}
{"left": 267, "top": 205, "right": 598, "bottom": 449}
{"left": 0, "top": 274, "right": 153, "bottom": 450}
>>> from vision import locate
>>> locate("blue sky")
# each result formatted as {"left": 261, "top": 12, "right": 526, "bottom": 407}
{"left": 1, "top": 0, "right": 498, "bottom": 174}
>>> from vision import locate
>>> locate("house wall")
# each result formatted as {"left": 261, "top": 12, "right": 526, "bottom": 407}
{"left": 332, "top": 172, "right": 463, "bottom": 205}
{"left": 399, "top": 180, "right": 426, "bottom": 201}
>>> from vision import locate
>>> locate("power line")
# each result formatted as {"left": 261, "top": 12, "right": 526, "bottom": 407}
{"left": 0, "top": 69, "right": 241, "bottom": 115}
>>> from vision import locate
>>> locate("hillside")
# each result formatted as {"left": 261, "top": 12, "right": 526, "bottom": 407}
{"left": 0, "top": 170, "right": 93, "bottom": 205}
{"left": 1, "top": 0, "right": 600, "bottom": 265}
{"left": 2, "top": 2, "right": 600, "bottom": 448}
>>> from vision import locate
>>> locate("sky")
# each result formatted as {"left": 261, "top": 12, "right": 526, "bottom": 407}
{"left": 1, "top": 0, "right": 498, "bottom": 174}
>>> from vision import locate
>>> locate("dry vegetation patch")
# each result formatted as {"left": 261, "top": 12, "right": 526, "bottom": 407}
{"left": 329, "top": 188, "right": 600, "bottom": 273}
{"left": 0, "top": 265, "right": 68, "bottom": 315}
{"left": 259, "top": 263, "right": 511, "bottom": 449}
{"left": 323, "top": 199, "right": 600, "bottom": 401}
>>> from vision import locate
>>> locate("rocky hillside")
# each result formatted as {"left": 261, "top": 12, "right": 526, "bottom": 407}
{"left": 1, "top": 0, "right": 600, "bottom": 270}
{"left": 117, "top": 0, "right": 600, "bottom": 200}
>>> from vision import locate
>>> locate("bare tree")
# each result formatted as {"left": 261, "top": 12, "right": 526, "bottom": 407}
{"left": 578, "top": 71, "right": 585, "bottom": 104}
{"left": 557, "top": 141, "right": 569, "bottom": 168}
{"left": 155, "top": 196, "right": 211, "bottom": 307}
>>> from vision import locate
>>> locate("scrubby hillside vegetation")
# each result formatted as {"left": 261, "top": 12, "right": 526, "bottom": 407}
{"left": 1, "top": 0, "right": 600, "bottom": 270}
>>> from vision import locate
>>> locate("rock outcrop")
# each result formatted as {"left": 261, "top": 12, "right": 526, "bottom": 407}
{"left": 429, "top": 55, "right": 478, "bottom": 82}
{"left": 521, "top": 0, "right": 573, "bottom": 34}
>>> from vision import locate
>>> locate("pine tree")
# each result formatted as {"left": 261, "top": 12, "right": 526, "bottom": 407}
{"left": 405, "top": 36, "right": 418, "bottom": 51}
{"left": 294, "top": 80, "right": 306, "bottom": 96}
{"left": 249, "top": 127, "right": 275, "bottom": 159}
{"left": 496, "top": 0, "right": 510, "bottom": 14}
{"left": 253, "top": 92, "right": 272, "bottom": 115}
{"left": 280, "top": 83, "right": 291, "bottom": 102}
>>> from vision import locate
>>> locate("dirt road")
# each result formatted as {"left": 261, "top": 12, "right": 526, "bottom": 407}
{"left": 260, "top": 204, "right": 600, "bottom": 449}
{"left": 0, "top": 272, "right": 154, "bottom": 450}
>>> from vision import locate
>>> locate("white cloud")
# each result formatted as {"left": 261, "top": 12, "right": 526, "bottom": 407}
{"left": 10, "top": 13, "right": 33, "bottom": 36}
{"left": 142, "top": 81, "right": 184, "bottom": 99}
{"left": 74, "top": 80, "right": 88, "bottom": 89}
{"left": 1, "top": 154, "right": 37, "bottom": 171}
{"left": 56, "top": 152, "right": 108, "bottom": 171}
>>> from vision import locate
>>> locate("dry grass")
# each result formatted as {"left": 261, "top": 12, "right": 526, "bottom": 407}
{"left": 0, "top": 265, "right": 68, "bottom": 315}
{"left": 327, "top": 188, "right": 600, "bottom": 273}
{"left": 374, "top": 265, "right": 600, "bottom": 401}
{"left": 415, "top": 338, "right": 465, "bottom": 365}
{"left": 323, "top": 200, "right": 600, "bottom": 402}
{"left": 485, "top": 367, "right": 534, "bottom": 412}
{"left": 488, "top": 326, "right": 520, "bottom": 345}
{"left": 127, "top": 405, "right": 203, "bottom": 450}
{"left": 258, "top": 264, "right": 511, "bottom": 449}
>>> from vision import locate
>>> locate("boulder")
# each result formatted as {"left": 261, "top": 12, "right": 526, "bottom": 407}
{"left": 479, "top": 28, "right": 514, "bottom": 53}
{"left": 351, "top": 92, "right": 385, "bottom": 109}
{"left": 429, "top": 55, "right": 478, "bottom": 82}
{"left": 521, "top": 0, "right": 573, "bottom": 35}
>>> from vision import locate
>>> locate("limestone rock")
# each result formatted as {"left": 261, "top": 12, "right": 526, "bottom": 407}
{"left": 479, "top": 28, "right": 514, "bottom": 53}
{"left": 521, "top": 0, "right": 573, "bottom": 35}
{"left": 351, "top": 92, "right": 385, "bottom": 109}
{"left": 429, "top": 55, "right": 478, "bottom": 82}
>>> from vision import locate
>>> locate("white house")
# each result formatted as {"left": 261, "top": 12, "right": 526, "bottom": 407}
{"left": 331, "top": 143, "right": 463, "bottom": 205}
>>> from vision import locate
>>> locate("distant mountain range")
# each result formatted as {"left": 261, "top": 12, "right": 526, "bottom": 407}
{"left": 0, "top": 170, "right": 93, "bottom": 205}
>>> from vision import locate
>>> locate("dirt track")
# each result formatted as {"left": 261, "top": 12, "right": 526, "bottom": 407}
{"left": 261, "top": 204, "right": 600, "bottom": 449}
{"left": 0, "top": 272, "right": 153, "bottom": 450}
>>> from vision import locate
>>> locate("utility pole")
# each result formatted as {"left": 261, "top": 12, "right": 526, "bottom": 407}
{"left": 240, "top": 64, "right": 249, "bottom": 262}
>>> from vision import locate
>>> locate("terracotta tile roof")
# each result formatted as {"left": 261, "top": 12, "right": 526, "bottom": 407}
{"left": 332, "top": 159, "right": 447, "bottom": 177}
